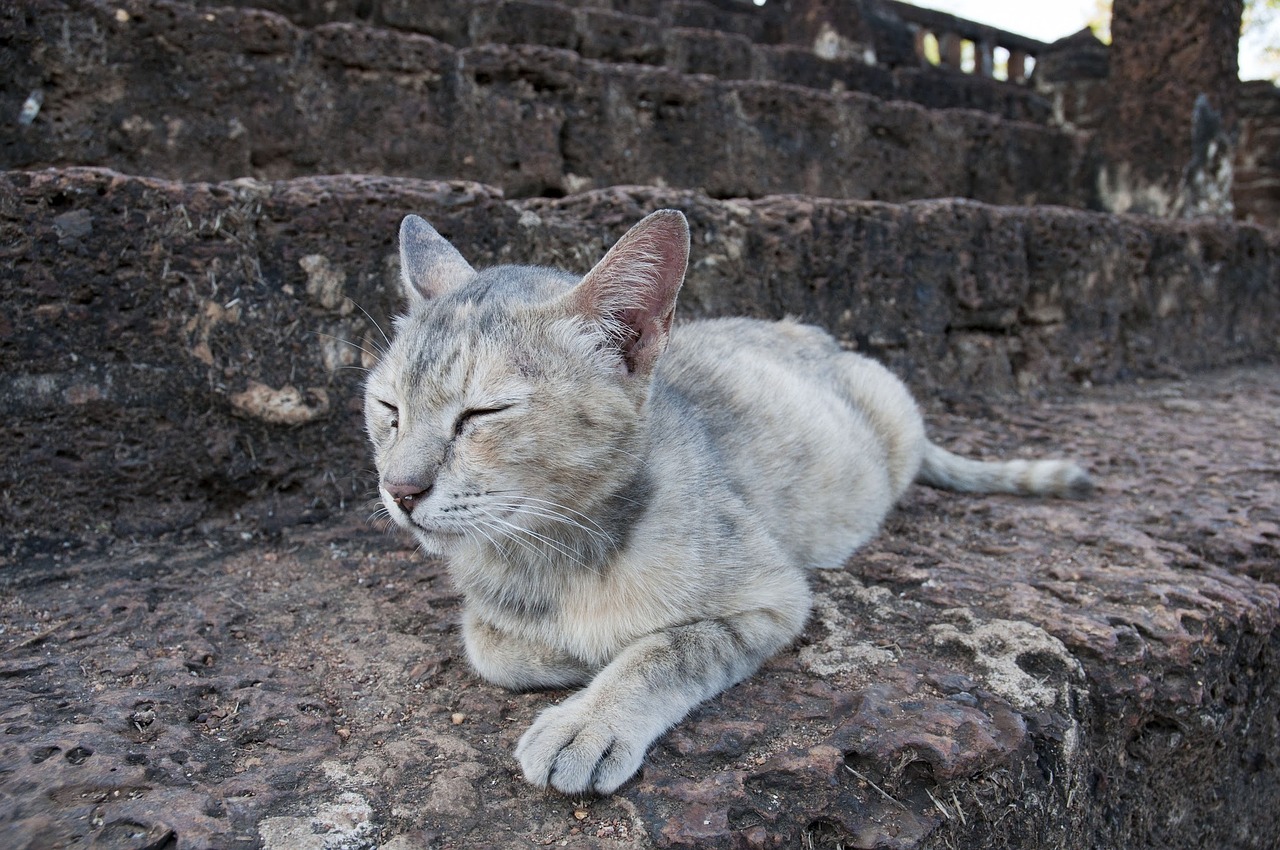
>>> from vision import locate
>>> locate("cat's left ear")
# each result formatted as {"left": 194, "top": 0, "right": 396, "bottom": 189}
{"left": 399, "top": 214, "right": 476, "bottom": 306}
{"left": 567, "top": 209, "right": 690, "bottom": 378}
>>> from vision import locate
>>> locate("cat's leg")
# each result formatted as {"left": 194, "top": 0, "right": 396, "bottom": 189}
{"left": 515, "top": 595, "right": 810, "bottom": 795}
{"left": 463, "top": 609, "right": 594, "bottom": 690}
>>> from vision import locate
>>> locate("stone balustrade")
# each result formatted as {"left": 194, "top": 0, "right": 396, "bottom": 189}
{"left": 879, "top": 0, "right": 1047, "bottom": 83}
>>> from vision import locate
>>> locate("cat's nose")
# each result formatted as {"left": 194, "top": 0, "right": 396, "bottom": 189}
{"left": 385, "top": 480, "right": 431, "bottom": 514}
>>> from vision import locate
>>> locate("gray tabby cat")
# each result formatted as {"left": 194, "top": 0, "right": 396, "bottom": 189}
{"left": 364, "top": 209, "right": 1090, "bottom": 795}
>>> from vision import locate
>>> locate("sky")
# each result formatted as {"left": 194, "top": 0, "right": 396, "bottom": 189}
{"left": 911, "top": 0, "right": 1279, "bottom": 81}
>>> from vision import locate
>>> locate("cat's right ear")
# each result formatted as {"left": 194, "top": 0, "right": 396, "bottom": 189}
{"left": 565, "top": 209, "right": 690, "bottom": 379}
{"left": 399, "top": 215, "right": 476, "bottom": 306}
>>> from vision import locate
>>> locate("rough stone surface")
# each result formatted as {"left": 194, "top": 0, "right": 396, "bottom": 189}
{"left": 185, "top": 0, "right": 783, "bottom": 46}
{"left": 1094, "top": 0, "right": 1243, "bottom": 217}
{"left": 1033, "top": 29, "right": 1278, "bottom": 229}
{"left": 0, "top": 0, "right": 1082, "bottom": 204}
{"left": 2, "top": 365, "right": 1277, "bottom": 849}
{"left": 1236, "top": 81, "right": 1280, "bottom": 229}
{"left": 1032, "top": 28, "right": 1112, "bottom": 134}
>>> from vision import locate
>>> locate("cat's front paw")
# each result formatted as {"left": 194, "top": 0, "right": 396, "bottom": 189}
{"left": 515, "top": 695, "right": 647, "bottom": 795}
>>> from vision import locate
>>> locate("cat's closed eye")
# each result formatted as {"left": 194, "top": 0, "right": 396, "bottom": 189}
{"left": 454, "top": 405, "right": 512, "bottom": 436}
{"left": 377, "top": 400, "right": 399, "bottom": 429}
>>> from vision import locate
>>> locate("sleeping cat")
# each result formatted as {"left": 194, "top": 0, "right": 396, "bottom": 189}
{"left": 364, "top": 209, "right": 1090, "bottom": 795}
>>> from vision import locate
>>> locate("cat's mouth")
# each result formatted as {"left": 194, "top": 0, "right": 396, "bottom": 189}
{"left": 387, "top": 505, "right": 465, "bottom": 539}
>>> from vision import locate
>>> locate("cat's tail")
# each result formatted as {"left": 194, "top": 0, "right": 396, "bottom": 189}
{"left": 916, "top": 442, "right": 1093, "bottom": 499}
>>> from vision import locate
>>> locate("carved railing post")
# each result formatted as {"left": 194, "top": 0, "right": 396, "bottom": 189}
{"left": 977, "top": 40, "right": 994, "bottom": 78}
{"left": 939, "top": 31, "right": 962, "bottom": 68}
{"left": 1007, "top": 49, "right": 1028, "bottom": 83}
{"left": 877, "top": 0, "right": 1044, "bottom": 85}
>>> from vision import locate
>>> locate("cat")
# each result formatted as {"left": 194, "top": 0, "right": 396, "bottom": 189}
{"left": 363, "top": 209, "right": 1091, "bottom": 796}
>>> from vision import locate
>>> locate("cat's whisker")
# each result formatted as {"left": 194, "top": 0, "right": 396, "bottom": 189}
{"left": 346, "top": 297, "right": 393, "bottom": 353}
{"left": 486, "top": 503, "right": 618, "bottom": 560}
{"left": 361, "top": 495, "right": 403, "bottom": 537}
{"left": 501, "top": 495, "right": 615, "bottom": 536}
{"left": 478, "top": 515, "right": 554, "bottom": 568}
{"left": 313, "top": 330, "right": 383, "bottom": 365}
{"left": 483, "top": 513, "right": 601, "bottom": 576}
{"left": 485, "top": 515, "right": 580, "bottom": 563}
{"left": 461, "top": 524, "right": 498, "bottom": 554}
{"left": 491, "top": 527, "right": 549, "bottom": 568}
{"left": 484, "top": 491, "right": 619, "bottom": 538}
{"left": 486, "top": 499, "right": 613, "bottom": 544}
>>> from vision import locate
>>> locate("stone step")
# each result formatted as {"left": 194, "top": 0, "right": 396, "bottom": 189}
{"left": 192, "top": 0, "right": 783, "bottom": 43}
{"left": 2, "top": 0, "right": 1077, "bottom": 203}
{"left": 186, "top": 0, "right": 1053, "bottom": 121}
{"left": 3, "top": 167, "right": 1276, "bottom": 543}
{"left": 2, "top": 167, "right": 1279, "bottom": 850}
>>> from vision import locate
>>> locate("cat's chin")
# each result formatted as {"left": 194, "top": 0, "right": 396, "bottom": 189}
{"left": 387, "top": 512, "right": 466, "bottom": 552}
{"left": 410, "top": 527, "right": 466, "bottom": 556}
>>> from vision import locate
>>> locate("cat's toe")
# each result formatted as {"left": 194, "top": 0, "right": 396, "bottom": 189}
{"left": 587, "top": 743, "right": 644, "bottom": 795}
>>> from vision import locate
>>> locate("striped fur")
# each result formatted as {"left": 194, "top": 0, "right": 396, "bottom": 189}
{"left": 918, "top": 443, "right": 1093, "bottom": 499}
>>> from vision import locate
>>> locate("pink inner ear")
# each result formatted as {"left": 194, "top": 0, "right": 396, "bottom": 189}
{"left": 574, "top": 210, "right": 690, "bottom": 376}
{"left": 616, "top": 306, "right": 665, "bottom": 373}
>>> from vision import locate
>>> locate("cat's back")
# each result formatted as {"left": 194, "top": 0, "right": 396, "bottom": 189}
{"left": 654, "top": 316, "right": 915, "bottom": 434}
{"left": 647, "top": 317, "right": 926, "bottom": 569}
{"left": 663, "top": 316, "right": 845, "bottom": 378}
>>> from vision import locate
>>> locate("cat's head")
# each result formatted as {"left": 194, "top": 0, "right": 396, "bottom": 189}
{"left": 364, "top": 210, "right": 689, "bottom": 556}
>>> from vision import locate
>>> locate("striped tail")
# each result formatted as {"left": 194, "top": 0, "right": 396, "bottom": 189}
{"left": 917, "top": 443, "right": 1093, "bottom": 499}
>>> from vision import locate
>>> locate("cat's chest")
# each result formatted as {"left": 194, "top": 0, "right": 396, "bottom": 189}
{"left": 462, "top": 549, "right": 695, "bottom": 667}
{"left": 554, "top": 578, "right": 661, "bottom": 665}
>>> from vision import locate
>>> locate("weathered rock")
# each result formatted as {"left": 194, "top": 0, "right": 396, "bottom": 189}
{"left": 3, "top": 167, "right": 1278, "bottom": 548}
{"left": 1236, "top": 80, "right": 1280, "bottom": 229}
{"left": 1, "top": 366, "right": 1277, "bottom": 849}
{"left": 0, "top": 0, "right": 1082, "bottom": 204}
{"left": 1032, "top": 28, "right": 1112, "bottom": 135}
{"left": 195, "top": 0, "right": 785, "bottom": 46}
{"left": 1093, "top": 0, "right": 1243, "bottom": 217}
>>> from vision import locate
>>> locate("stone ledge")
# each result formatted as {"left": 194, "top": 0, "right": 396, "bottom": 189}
{"left": 0, "top": 365, "right": 1276, "bottom": 848}
{"left": 2, "top": 167, "right": 1278, "bottom": 543}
